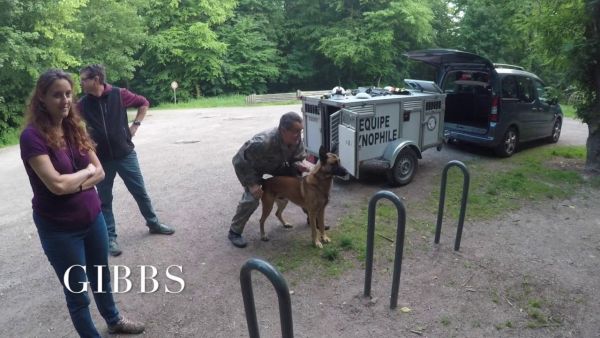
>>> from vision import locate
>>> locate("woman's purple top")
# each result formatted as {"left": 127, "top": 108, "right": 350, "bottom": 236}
{"left": 20, "top": 125, "right": 101, "bottom": 231}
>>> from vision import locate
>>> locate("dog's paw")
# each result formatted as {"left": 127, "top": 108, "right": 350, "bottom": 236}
{"left": 314, "top": 241, "right": 323, "bottom": 249}
{"left": 283, "top": 223, "right": 293, "bottom": 229}
{"left": 321, "top": 235, "right": 331, "bottom": 243}
{"left": 261, "top": 234, "right": 270, "bottom": 241}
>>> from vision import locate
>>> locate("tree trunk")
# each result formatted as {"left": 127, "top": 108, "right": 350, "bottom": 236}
{"left": 586, "top": 119, "right": 600, "bottom": 173}
{"left": 584, "top": 0, "right": 600, "bottom": 174}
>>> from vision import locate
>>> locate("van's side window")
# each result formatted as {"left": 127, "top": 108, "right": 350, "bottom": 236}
{"left": 516, "top": 76, "right": 536, "bottom": 103}
{"left": 501, "top": 76, "right": 518, "bottom": 99}
{"left": 533, "top": 80, "right": 547, "bottom": 102}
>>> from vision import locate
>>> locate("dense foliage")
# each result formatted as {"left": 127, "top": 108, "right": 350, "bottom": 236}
{"left": 1, "top": 0, "right": 599, "bottom": 170}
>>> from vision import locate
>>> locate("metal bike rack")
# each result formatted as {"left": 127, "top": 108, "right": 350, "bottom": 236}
{"left": 434, "top": 160, "right": 470, "bottom": 251}
{"left": 363, "top": 190, "right": 406, "bottom": 309}
{"left": 240, "top": 258, "right": 293, "bottom": 338}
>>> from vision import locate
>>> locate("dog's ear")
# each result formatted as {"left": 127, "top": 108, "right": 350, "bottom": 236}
{"left": 319, "top": 145, "right": 328, "bottom": 163}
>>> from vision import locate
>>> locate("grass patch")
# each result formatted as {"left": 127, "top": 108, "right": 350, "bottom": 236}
{"left": 526, "top": 308, "right": 548, "bottom": 327}
{"left": 528, "top": 299, "right": 542, "bottom": 309}
{"left": 503, "top": 277, "right": 563, "bottom": 330}
{"left": 494, "top": 321, "right": 513, "bottom": 330}
{"left": 561, "top": 104, "right": 577, "bottom": 119}
{"left": 265, "top": 200, "right": 414, "bottom": 276}
{"left": 430, "top": 146, "right": 585, "bottom": 220}
{"left": 321, "top": 246, "right": 339, "bottom": 261}
{"left": 268, "top": 239, "right": 354, "bottom": 277}
{"left": 339, "top": 235, "right": 354, "bottom": 250}
{"left": 155, "top": 94, "right": 298, "bottom": 110}
{"left": 491, "top": 289, "right": 500, "bottom": 304}
{"left": 246, "top": 145, "right": 593, "bottom": 292}
{"left": 266, "top": 146, "right": 588, "bottom": 279}
{"left": 0, "top": 127, "right": 21, "bottom": 147}
{"left": 156, "top": 95, "right": 246, "bottom": 109}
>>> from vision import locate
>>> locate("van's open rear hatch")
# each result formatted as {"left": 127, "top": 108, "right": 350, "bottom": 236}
{"left": 405, "top": 49, "right": 495, "bottom": 133}
{"left": 442, "top": 70, "right": 492, "bottom": 130}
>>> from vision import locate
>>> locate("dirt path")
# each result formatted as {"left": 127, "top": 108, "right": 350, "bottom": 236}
{"left": 0, "top": 107, "right": 597, "bottom": 337}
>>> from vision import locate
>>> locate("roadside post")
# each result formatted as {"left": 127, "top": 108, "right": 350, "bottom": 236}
{"left": 171, "top": 81, "right": 178, "bottom": 104}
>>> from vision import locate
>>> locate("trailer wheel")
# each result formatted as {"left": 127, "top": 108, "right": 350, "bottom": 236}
{"left": 387, "top": 148, "right": 418, "bottom": 186}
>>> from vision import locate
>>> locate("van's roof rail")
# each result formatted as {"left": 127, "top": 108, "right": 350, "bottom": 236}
{"left": 493, "top": 63, "right": 524, "bottom": 70}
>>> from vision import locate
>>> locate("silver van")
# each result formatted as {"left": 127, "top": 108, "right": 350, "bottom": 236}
{"left": 406, "top": 49, "right": 563, "bottom": 157}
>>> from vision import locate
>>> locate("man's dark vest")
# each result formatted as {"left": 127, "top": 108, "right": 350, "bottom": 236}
{"left": 80, "top": 87, "right": 134, "bottom": 161}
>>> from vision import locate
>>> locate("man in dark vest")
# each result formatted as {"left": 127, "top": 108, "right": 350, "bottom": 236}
{"left": 78, "top": 64, "right": 174, "bottom": 256}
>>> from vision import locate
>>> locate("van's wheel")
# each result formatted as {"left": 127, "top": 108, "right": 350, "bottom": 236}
{"left": 387, "top": 148, "right": 418, "bottom": 186}
{"left": 495, "top": 127, "right": 518, "bottom": 157}
{"left": 549, "top": 119, "right": 562, "bottom": 143}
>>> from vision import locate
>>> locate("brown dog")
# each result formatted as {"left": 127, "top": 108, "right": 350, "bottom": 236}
{"left": 259, "top": 146, "right": 348, "bottom": 248}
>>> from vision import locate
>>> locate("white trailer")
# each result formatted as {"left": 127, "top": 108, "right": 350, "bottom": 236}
{"left": 301, "top": 81, "right": 446, "bottom": 186}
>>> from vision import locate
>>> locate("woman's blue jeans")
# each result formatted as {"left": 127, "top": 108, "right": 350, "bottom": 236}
{"left": 34, "top": 212, "right": 120, "bottom": 338}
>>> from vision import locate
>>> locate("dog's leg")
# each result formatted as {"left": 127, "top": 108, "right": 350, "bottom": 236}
{"left": 318, "top": 207, "right": 331, "bottom": 244}
{"left": 302, "top": 208, "right": 309, "bottom": 225}
{"left": 275, "top": 198, "right": 293, "bottom": 228}
{"left": 308, "top": 211, "right": 323, "bottom": 248}
{"left": 259, "top": 193, "right": 275, "bottom": 241}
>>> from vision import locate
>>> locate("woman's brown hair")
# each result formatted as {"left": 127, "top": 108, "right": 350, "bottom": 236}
{"left": 24, "top": 69, "right": 94, "bottom": 152}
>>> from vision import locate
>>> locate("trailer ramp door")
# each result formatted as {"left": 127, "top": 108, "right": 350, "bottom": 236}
{"left": 338, "top": 107, "right": 360, "bottom": 177}
{"left": 338, "top": 124, "right": 356, "bottom": 177}
{"left": 329, "top": 110, "right": 341, "bottom": 151}
{"left": 303, "top": 103, "right": 321, "bottom": 154}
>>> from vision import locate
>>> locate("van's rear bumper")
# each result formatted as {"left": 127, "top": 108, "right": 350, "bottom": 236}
{"left": 444, "top": 128, "right": 498, "bottom": 147}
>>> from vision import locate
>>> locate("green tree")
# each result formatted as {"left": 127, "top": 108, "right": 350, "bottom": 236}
{"left": 214, "top": 0, "right": 284, "bottom": 94}
{"left": 282, "top": 0, "right": 435, "bottom": 89}
{"left": 0, "top": 0, "right": 84, "bottom": 142}
{"left": 429, "top": 0, "right": 456, "bottom": 49}
{"left": 450, "top": 0, "right": 531, "bottom": 66}
{"left": 518, "top": 0, "right": 600, "bottom": 172}
{"left": 77, "top": 0, "right": 147, "bottom": 82}
{"left": 134, "top": 0, "right": 236, "bottom": 102}
{"left": 217, "top": 17, "right": 281, "bottom": 94}
{"left": 278, "top": 0, "right": 333, "bottom": 90}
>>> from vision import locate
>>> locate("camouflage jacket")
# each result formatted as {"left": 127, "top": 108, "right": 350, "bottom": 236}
{"left": 232, "top": 127, "right": 306, "bottom": 187}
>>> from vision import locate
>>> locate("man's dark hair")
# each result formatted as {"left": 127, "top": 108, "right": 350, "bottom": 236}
{"left": 80, "top": 64, "right": 106, "bottom": 83}
{"left": 279, "top": 112, "right": 302, "bottom": 130}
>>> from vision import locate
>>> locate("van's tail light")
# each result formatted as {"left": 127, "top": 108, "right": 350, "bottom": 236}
{"left": 489, "top": 96, "right": 499, "bottom": 122}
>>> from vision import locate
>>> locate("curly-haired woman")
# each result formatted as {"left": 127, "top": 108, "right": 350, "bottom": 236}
{"left": 19, "top": 69, "right": 144, "bottom": 337}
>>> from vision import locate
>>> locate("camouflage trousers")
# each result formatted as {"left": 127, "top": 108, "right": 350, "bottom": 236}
{"left": 230, "top": 186, "right": 260, "bottom": 235}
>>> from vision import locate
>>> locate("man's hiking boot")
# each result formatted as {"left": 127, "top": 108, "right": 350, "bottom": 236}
{"left": 228, "top": 230, "right": 247, "bottom": 248}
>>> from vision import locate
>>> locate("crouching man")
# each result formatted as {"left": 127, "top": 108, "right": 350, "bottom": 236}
{"left": 228, "top": 112, "right": 309, "bottom": 248}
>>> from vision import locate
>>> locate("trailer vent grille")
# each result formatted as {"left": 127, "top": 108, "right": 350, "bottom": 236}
{"left": 403, "top": 101, "right": 422, "bottom": 111}
{"left": 347, "top": 105, "right": 374, "bottom": 115}
{"left": 425, "top": 101, "right": 442, "bottom": 111}
{"left": 304, "top": 103, "right": 319, "bottom": 115}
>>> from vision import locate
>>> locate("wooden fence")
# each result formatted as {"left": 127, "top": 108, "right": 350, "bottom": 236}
{"left": 245, "top": 89, "right": 331, "bottom": 104}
